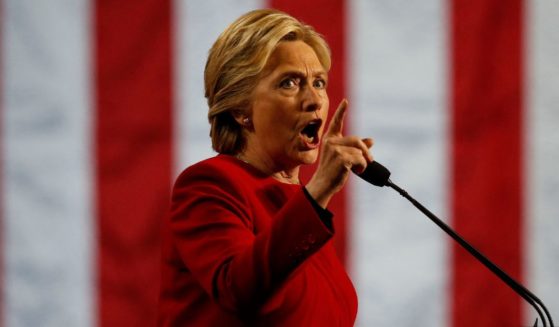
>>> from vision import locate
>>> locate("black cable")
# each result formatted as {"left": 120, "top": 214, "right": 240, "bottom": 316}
{"left": 386, "top": 179, "right": 554, "bottom": 326}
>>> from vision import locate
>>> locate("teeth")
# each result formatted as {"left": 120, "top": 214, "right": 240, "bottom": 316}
{"left": 301, "top": 134, "right": 315, "bottom": 143}
{"left": 301, "top": 119, "right": 321, "bottom": 145}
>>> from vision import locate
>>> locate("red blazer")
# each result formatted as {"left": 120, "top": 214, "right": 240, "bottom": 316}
{"left": 157, "top": 155, "right": 357, "bottom": 326}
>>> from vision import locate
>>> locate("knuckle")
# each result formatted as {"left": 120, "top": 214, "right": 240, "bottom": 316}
{"left": 349, "top": 147, "right": 362, "bottom": 156}
{"left": 324, "top": 137, "right": 336, "bottom": 147}
{"left": 346, "top": 135, "right": 360, "bottom": 144}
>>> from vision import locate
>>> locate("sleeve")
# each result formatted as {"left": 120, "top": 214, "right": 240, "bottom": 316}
{"left": 168, "top": 165, "right": 334, "bottom": 316}
{"left": 302, "top": 186, "right": 334, "bottom": 230}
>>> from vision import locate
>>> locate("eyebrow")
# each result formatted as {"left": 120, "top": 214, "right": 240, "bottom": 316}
{"left": 278, "top": 69, "right": 328, "bottom": 79}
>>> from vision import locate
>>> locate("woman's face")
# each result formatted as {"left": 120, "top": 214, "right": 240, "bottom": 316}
{"left": 248, "top": 40, "right": 329, "bottom": 169}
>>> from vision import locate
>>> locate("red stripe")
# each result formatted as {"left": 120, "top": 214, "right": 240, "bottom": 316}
{"left": 94, "top": 0, "right": 173, "bottom": 325}
{"left": 450, "top": 1, "right": 524, "bottom": 325}
{"left": 269, "top": 0, "right": 349, "bottom": 265}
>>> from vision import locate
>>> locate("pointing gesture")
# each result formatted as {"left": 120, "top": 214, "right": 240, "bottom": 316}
{"left": 325, "top": 99, "right": 348, "bottom": 137}
{"left": 306, "top": 99, "right": 374, "bottom": 208}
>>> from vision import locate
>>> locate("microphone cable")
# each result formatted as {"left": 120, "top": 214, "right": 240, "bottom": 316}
{"left": 357, "top": 161, "right": 554, "bottom": 327}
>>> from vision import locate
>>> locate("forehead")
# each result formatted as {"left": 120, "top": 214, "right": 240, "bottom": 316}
{"left": 263, "top": 40, "right": 325, "bottom": 74}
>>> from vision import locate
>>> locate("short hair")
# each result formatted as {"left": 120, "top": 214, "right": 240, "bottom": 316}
{"left": 204, "top": 9, "right": 331, "bottom": 154}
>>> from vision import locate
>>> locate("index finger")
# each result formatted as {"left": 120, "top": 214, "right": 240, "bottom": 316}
{"left": 325, "top": 99, "right": 348, "bottom": 136}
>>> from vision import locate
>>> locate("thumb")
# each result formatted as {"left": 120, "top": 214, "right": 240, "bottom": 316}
{"left": 362, "top": 138, "right": 374, "bottom": 148}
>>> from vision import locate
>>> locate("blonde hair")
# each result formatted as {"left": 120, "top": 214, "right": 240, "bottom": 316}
{"left": 205, "top": 9, "right": 331, "bottom": 154}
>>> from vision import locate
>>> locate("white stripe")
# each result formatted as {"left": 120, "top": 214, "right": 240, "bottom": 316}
{"left": 173, "top": 0, "right": 265, "bottom": 174}
{"left": 526, "top": 0, "right": 559, "bottom": 325}
{"left": 349, "top": 1, "right": 448, "bottom": 326}
{"left": 1, "top": 1, "right": 94, "bottom": 326}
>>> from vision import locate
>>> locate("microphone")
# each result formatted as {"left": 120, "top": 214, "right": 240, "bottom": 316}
{"left": 357, "top": 161, "right": 391, "bottom": 187}
{"left": 355, "top": 161, "right": 554, "bottom": 327}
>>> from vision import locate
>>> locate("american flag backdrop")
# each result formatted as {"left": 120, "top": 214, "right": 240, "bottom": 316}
{"left": 1, "top": 0, "right": 558, "bottom": 326}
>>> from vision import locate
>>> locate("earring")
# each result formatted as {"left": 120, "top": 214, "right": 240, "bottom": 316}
{"left": 242, "top": 117, "right": 251, "bottom": 126}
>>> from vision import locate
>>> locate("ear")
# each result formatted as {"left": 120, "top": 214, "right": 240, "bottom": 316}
{"left": 232, "top": 110, "right": 244, "bottom": 125}
{"left": 232, "top": 110, "right": 252, "bottom": 127}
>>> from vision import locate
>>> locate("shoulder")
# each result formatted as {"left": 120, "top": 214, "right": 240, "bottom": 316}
{"left": 168, "top": 155, "right": 257, "bottom": 232}
{"left": 172, "top": 155, "right": 262, "bottom": 200}
{"left": 176, "top": 155, "right": 252, "bottom": 185}
{"left": 186, "top": 154, "right": 244, "bottom": 173}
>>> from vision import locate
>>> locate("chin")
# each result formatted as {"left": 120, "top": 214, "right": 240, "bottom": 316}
{"left": 298, "top": 150, "right": 319, "bottom": 165}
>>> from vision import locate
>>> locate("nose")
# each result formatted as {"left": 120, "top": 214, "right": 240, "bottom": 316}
{"left": 302, "top": 83, "right": 324, "bottom": 112}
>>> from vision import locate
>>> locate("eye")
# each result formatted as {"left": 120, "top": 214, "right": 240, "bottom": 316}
{"left": 313, "top": 78, "right": 327, "bottom": 89}
{"left": 279, "top": 77, "right": 299, "bottom": 89}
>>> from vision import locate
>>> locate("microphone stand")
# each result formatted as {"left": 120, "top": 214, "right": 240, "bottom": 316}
{"left": 386, "top": 178, "right": 554, "bottom": 327}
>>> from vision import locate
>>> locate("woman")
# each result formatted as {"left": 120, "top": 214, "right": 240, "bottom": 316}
{"left": 158, "top": 9, "right": 374, "bottom": 326}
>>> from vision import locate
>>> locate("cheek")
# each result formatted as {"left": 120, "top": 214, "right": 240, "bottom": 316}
{"left": 321, "top": 93, "right": 329, "bottom": 113}
{"left": 321, "top": 102, "right": 329, "bottom": 120}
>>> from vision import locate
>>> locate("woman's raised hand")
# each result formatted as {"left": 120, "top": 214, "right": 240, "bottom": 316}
{"left": 306, "top": 99, "right": 374, "bottom": 209}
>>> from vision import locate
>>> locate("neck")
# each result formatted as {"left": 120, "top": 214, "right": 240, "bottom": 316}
{"left": 274, "top": 169, "right": 300, "bottom": 185}
{"left": 236, "top": 149, "right": 300, "bottom": 185}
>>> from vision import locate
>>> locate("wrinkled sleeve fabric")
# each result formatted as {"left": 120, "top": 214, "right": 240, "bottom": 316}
{"left": 169, "top": 162, "right": 334, "bottom": 315}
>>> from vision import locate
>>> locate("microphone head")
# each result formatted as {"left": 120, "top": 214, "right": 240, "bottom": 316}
{"left": 356, "top": 161, "right": 391, "bottom": 187}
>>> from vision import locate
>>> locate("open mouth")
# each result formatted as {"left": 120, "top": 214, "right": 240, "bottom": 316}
{"left": 300, "top": 119, "right": 323, "bottom": 145}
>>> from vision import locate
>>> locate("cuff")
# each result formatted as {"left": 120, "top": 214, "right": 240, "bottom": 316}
{"left": 302, "top": 186, "right": 334, "bottom": 231}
